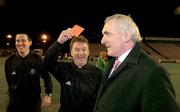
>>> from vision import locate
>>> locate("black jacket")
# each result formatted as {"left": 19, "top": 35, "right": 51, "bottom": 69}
{"left": 5, "top": 51, "right": 52, "bottom": 99}
{"left": 94, "top": 43, "right": 180, "bottom": 112}
{"left": 44, "top": 41, "right": 102, "bottom": 112}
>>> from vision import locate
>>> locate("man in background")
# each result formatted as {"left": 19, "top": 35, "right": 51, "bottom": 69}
{"left": 96, "top": 51, "right": 108, "bottom": 73}
{"left": 5, "top": 33, "right": 52, "bottom": 112}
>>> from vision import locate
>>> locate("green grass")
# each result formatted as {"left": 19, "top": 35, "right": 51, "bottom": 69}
{"left": 161, "top": 63, "right": 180, "bottom": 104}
{"left": 0, "top": 57, "right": 180, "bottom": 112}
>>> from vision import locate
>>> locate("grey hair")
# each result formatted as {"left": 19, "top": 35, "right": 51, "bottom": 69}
{"left": 105, "top": 14, "right": 142, "bottom": 43}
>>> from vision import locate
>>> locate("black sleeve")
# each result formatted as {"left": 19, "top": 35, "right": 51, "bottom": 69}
{"left": 40, "top": 57, "right": 53, "bottom": 95}
{"left": 94, "top": 67, "right": 102, "bottom": 95}
{"left": 43, "top": 41, "right": 64, "bottom": 81}
{"left": 142, "top": 67, "right": 180, "bottom": 111}
{"left": 5, "top": 58, "right": 11, "bottom": 95}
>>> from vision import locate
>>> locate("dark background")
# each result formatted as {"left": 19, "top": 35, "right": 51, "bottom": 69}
{"left": 0, "top": 0, "right": 179, "bottom": 43}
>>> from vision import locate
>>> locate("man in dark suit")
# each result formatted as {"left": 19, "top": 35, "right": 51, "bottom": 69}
{"left": 94, "top": 14, "right": 180, "bottom": 112}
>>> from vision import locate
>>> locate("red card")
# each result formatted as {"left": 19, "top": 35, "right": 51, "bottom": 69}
{"left": 72, "top": 24, "right": 85, "bottom": 37}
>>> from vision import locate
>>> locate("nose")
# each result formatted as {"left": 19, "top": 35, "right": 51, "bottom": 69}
{"left": 101, "top": 37, "right": 105, "bottom": 45}
{"left": 78, "top": 50, "right": 84, "bottom": 56}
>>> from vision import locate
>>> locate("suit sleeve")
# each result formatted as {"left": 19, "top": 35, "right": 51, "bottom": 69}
{"left": 142, "top": 66, "right": 180, "bottom": 111}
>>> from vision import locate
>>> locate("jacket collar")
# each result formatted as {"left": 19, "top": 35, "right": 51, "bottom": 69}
{"left": 124, "top": 42, "right": 142, "bottom": 65}
{"left": 106, "top": 42, "right": 142, "bottom": 79}
{"left": 70, "top": 61, "right": 88, "bottom": 70}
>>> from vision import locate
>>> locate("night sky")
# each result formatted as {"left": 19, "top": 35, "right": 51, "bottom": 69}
{"left": 0, "top": 0, "right": 179, "bottom": 43}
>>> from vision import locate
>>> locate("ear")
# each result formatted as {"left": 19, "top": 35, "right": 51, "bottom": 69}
{"left": 124, "top": 32, "right": 131, "bottom": 42}
{"left": 29, "top": 41, "right": 32, "bottom": 46}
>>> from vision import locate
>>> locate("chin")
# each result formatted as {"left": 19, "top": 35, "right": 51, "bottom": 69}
{"left": 107, "top": 52, "right": 112, "bottom": 56}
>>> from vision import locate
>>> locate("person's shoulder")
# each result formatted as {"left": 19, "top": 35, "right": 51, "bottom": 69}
{"left": 6, "top": 53, "right": 17, "bottom": 60}
{"left": 140, "top": 51, "right": 158, "bottom": 66}
{"left": 87, "top": 64, "right": 102, "bottom": 72}
{"left": 31, "top": 51, "right": 42, "bottom": 58}
{"left": 5, "top": 53, "right": 17, "bottom": 64}
{"left": 87, "top": 63, "right": 98, "bottom": 68}
{"left": 28, "top": 51, "right": 43, "bottom": 63}
{"left": 97, "top": 57, "right": 104, "bottom": 62}
{"left": 140, "top": 52, "right": 167, "bottom": 73}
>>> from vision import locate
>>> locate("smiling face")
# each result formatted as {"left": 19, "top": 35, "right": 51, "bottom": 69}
{"left": 71, "top": 42, "right": 89, "bottom": 68}
{"left": 101, "top": 20, "right": 128, "bottom": 57}
{"left": 15, "top": 34, "right": 32, "bottom": 57}
{"left": 101, "top": 14, "right": 142, "bottom": 58}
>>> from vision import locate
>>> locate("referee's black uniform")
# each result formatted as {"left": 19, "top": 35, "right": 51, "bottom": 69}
{"left": 5, "top": 51, "right": 52, "bottom": 112}
{"left": 44, "top": 42, "right": 102, "bottom": 112}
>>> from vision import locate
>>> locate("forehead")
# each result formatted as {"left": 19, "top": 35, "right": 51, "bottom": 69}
{"left": 102, "top": 20, "right": 117, "bottom": 33}
{"left": 16, "top": 34, "right": 28, "bottom": 40}
{"left": 72, "top": 42, "right": 88, "bottom": 48}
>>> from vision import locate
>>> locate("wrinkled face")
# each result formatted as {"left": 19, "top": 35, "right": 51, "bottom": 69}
{"left": 101, "top": 20, "right": 127, "bottom": 57}
{"left": 15, "top": 34, "right": 32, "bottom": 56}
{"left": 71, "top": 42, "right": 89, "bottom": 68}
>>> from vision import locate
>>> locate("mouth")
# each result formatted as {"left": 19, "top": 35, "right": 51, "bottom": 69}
{"left": 18, "top": 47, "right": 24, "bottom": 50}
{"left": 77, "top": 56, "right": 84, "bottom": 59}
{"left": 77, "top": 58, "right": 86, "bottom": 62}
{"left": 105, "top": 44, "right": 110, "bottom": 48}
{"left": 106, "top": 45, "right": 111, "bottom": 50}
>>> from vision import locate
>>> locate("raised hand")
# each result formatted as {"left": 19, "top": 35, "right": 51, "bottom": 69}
{"left": 57, "top": 28, "right": 74, "bottom": 44}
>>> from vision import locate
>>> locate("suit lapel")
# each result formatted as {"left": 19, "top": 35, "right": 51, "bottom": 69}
{"left": 109, "top": 62, "right": 126, "bottom": 78}
{"left": 110, "top": 43, "right": 142, "bottom": 78}
{"left": 102, "top": 58, "right": 115, "bottom": 83}
{"left": 96, "top": 43, "right": 142, "bottom": 100}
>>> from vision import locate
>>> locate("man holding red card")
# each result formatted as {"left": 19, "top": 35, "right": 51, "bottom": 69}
{"left": 44, "top": 26, "right": 102, "bottom": 112}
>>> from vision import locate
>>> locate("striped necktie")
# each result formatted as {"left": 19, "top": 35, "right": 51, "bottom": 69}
{"left": 108, "top": 59, "right": 121, "bottom": 78}
{"left": 112, "top": 59, "right": 121, "bottom": 71}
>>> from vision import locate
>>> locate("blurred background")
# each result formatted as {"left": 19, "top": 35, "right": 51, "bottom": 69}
{"left": 0, "top": 0, "right": 179, "bottom": 43}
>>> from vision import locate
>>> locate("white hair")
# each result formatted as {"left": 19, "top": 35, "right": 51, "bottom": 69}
{"left": 105, "top": 14, "right": 142, "bottom": 43}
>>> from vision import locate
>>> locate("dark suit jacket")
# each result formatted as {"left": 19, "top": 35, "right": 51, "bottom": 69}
{"left": 94, "top": 43, "right": 180, "bottom": 112}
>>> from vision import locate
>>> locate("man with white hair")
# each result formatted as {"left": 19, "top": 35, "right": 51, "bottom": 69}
{"left": 94, "top": 14, "right": 180, "bottom": 112}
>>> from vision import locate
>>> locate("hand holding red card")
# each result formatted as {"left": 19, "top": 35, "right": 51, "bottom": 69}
{"left": 72, "top": 25, "right": 85, "bottom": 37}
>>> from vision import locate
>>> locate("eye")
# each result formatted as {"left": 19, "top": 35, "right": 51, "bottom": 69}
{"left": 74, "top": 48, "right": 79, "bottom": 51}
{"left": 16, "top": 40, "right": 20, "bottom": 43}
{"left": 82, "top": 48, "right": 87, "bottom": 52}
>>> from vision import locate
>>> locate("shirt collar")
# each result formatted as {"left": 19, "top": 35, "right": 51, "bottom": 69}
{"left": 71, "top": 62, "right": 88, "bottom": 69}
{"left": 117, "top": 48, "right": 132, "bottom": 63}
